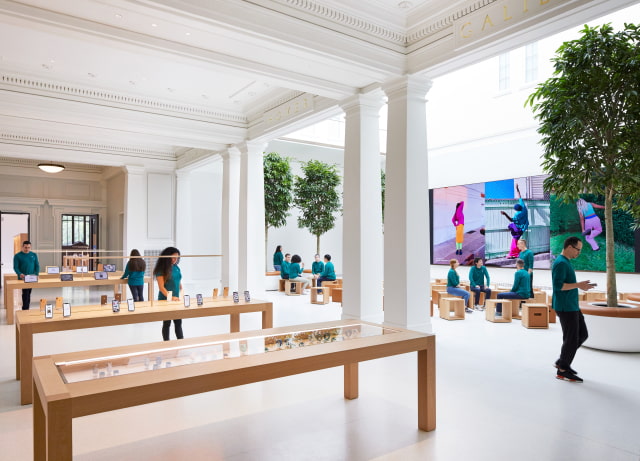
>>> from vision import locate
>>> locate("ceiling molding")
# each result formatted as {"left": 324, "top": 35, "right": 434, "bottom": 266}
{"left": 0, "top": 72, "right": 248, "bottom": 126}
{"left": 0, "top": 132, "right": 174, "bottom": 160}
{"left": 0, "top": 155, "right": 104, "bottom": 174}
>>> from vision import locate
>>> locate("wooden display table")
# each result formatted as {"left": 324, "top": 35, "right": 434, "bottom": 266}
{"left": 16, "top": 297, "right": 273, "bottom": 405}
{"left": 4, "top": 274, "right": 151, "bottom": 325}
{"left": 32, "top": 320, "right": 436, "bottom": 460}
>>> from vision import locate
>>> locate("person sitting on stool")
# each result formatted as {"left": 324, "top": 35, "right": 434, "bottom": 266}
{"left": 496, "top": 258, "right": 530, "bottom": 315}
{"left": 468, "top": 257, "right": 491, "bottom": 310}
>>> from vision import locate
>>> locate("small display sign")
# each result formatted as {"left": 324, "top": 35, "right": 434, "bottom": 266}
{"left": 94, "top": 271, "right": 108, "bottom": 280}
{"left": 76, "top": 266, "right": 88, "bottom": 273}
{"left": 24, "top": 275, "right": 38, "bottom": 283}
{"left": 45, "top": 304, "right": 53, "bottom": 319}
{"left": 104, "top": 264, "right": 116, "bottom": 272}
{"left": 63, "top": 303, "right": 71, "bottom": 317}
{"left": 46, "top": 266, "right": 60, "bottom": 274}
{"left": 127, "top": 299, "right": 135, "bottom": 312}
{"left": 60, "top": 273, "right": 74, "bottom": 282}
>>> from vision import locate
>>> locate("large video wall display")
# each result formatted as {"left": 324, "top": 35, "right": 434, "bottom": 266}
{"left": 431, "top": 175, "right": 639, "bottom": 273}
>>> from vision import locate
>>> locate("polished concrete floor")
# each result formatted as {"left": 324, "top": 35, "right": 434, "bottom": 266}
{"left": 0, "top": 284, "right": 639, "bottom": 460}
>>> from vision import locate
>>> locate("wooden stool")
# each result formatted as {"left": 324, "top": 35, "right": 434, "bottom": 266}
{"left": 531, "top": 291, "right": 548, "bottom": 303}
{"left": 310, "top": 287, "right": 330, "bottom": 304}
{"left": 548, "top": 306, "right": 556, "bottom": 323}
{"left": 285, "top": 280, "right": 303, "bottom": 296}
{"left": 331, "top": 287, "right": 343, "bottom": 303}
{"left": 430, "top": 289, "right": 447, "bottom": 317}
{"left": 485, "top": 299, "right": 512, "bottom": 323}
{"left": 510, "top": 299, "right": 524, "bottom": 320}
{"left": 439, "top": 298, "right": 465, "bottom": 320}
{"left": 279, "top": 279, "right": 287, "bottom": 292}
{"left": 522, "top": 303, "right": 549, "bottom": 328}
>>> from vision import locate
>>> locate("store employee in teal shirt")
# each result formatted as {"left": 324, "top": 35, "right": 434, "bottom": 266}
{"left": 14, "top": 240, "right": 40, "bottom": 310}
{"left": 316, "top": 254, "right": 336, "bottom": 287}
{"left": 154, "top": 246, "right": 184, "bottom": 341}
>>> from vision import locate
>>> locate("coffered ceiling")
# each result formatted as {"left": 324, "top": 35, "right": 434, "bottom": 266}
{"left": 0, "top": 0, "right": 635, "bottom": 171}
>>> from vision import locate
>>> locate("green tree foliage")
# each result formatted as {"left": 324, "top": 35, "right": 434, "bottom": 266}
{"left": 527, "top": 23, "right": 640, "bottom": 306}
{"left": 264, "top": 152, "right": 293, "bottom": 232}
{"left": 294, "top": 160, "right": 341, "bottom": 254}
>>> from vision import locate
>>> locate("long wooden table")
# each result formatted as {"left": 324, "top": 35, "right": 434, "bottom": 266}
{"left": 32, "top": 320, "right": 435, "bottom": 460}
{"left": 16, "top": 297, "right": 273, "bottom": 405}
{"left": 4, "top": 274, "right": 152, "bottom": 325}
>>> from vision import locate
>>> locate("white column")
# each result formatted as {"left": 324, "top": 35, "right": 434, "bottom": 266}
{"left": 382, "top": 75, "right": 433, "bottom": 333}
{"left": 221, "top": 148, "right": 240, "bottom": 291}
{"left": 237, "top": 140, "right": 267, "bottom": 294}
{"left": 175, "top": 169, "right": 193, "bottom": 276}
{"left": 123, "top": 165, "right": 146, "bottom": 255}
{"left": 340, "top": 93, "right": 385, "bottom": 322}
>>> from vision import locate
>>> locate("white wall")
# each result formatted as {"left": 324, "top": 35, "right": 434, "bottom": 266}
{"left": 0, "top": 213, "right": 28, "bottom": 275}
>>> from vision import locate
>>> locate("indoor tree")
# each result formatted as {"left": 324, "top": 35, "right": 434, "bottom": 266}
{"left": 294, "top": 159, "right": 341, "bottom": 254}
{"left": 526, "top": 23, "right": 640, "bottom": 307}
{"left": 263, "top": 152, "right": 293, "bottom": 269}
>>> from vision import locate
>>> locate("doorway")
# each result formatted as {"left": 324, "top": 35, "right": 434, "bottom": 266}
{"left": 61, "top": 214, "right": 99, "bottom": 270}
{"left": 0, "top": 212, "right": 30, "bottom": 276}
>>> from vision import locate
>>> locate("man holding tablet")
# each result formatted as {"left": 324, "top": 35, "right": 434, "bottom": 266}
{"left": 13, "top": 240, "right": 40, "bottom": 310}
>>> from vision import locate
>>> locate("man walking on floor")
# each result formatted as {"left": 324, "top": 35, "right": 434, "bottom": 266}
{"left": 552, "top": 236, "right": 596, "bottom": 383}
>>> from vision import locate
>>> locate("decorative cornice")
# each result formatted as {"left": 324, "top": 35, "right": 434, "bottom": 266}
{"left": 259, "top": 0, "right": 499, "bottom": 48}
{"left": 0, "top": 133, "right": 173, "bottom": 159}
{"left": 0, "top": 73, "right": 248, "bottom": 125}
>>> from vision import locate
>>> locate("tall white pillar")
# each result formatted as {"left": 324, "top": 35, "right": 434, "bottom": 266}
{"left": 340, "top": 93, "right": 385, "bottom": 322}
{"left": 123, "top": 165, "right": 146, "bottom": 255}
{"left": 175, "top": 169, "right": 193, "bottom": 276}
{"left": 382, "top": 75, "right": 433, "bottom": 333}
{"left": 221, "top": 148, "right": 240, "bottom": 291}
{"left": 237, "top": 140, "right": 267, "bottom": 293}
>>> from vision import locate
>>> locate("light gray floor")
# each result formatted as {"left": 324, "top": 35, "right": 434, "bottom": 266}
{"left": 0, "top": 285, "right": 639, "bottom": 460}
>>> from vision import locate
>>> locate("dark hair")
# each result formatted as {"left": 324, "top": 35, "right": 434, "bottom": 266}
{"left": 473, "top": 258, "right": 482, "bottom": 265}
{"left": 275, "top": 245, "right": 282, "bottom": 253}
{"left": 563, "top": 236, "right": 581, "bottom": 249}
{"left": 127, "top": 249, "right": 146, "bottom": 272}
{"left": 324, "top": 254, "right": 332, "bottom": 261}
{"left": 515, "top": 258, "right": 525, "bottom": 268}
{"left": 285, "top": 253, "right": 291, "bottom": 257}
{"left": 154, "top": 247, "right": 180, "bottom": 281}
{"left": 23, "top": 240, "right": 31, "bottom": 246}
{"left": 514, "top": 204, "right": 523, "bottom": 211}
{"left": 291, "top": 254, "right": 301, "bottom": 264}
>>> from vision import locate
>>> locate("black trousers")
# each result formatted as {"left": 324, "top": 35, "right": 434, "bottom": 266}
{"left": 470, "top": 285, "right": 492, "bottom": 305}
{"left": 162, "top": 320, "right": 183, "bottom": 341}
{"left": 129, "top": 285, "right": 144, "bottom": 302}
{"left": 22, "top": 288, "right": 32, "bottom": 310}
{"left": 556, "top": 310, "right": 588, "bottom": 369}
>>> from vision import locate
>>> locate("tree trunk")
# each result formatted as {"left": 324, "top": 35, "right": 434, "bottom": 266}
{"left": 604, "top": 188, "right": 618, "bottom": 307}
{"left": 265, "top": 225, "right": 269, "bottom": 272}
{"left": 316, "top": 235, "right": 320, "bottom": 256}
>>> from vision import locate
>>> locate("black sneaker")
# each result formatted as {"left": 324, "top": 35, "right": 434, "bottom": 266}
{"left": 556, "top": 370, "right": 583, "bottom": 383}
{"left": 465, "top": 307, "right": 473, "bottom": 313}
{"left": 554, "top": 362, "right": 578, "bottom": 375}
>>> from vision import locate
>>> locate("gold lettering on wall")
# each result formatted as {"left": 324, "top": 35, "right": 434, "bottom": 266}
{"left": 523, "top": 0, "right": 529, "bottom": 12}
{"left": 503, "top": 6, "right": 513, "bottom": 20}
{"left": 540, "top": 0, "right": 549, "bottom": 4}
{"left": 482, "top": 14, "right": 494, "bottom": 30}
{"left": 461, "top": 22, "right": 473, "bottom": 38}
{"left": 264, "top": 94, "right": 314, "bottom": 128}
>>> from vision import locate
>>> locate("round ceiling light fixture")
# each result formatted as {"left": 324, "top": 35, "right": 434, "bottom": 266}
{"left": 38, "top": 163, "right": 65, "bottom": 174}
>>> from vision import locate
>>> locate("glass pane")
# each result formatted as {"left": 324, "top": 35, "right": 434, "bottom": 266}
{"left": 56, "top": 324, "right": 399, "bottom": 383}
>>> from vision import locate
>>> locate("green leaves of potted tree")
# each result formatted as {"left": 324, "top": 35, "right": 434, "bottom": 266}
{"left": 526, "top": 23, "right": 640, "bottom": 307}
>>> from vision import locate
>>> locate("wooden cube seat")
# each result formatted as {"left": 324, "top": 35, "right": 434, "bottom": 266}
{"left": 485, "top": 299, "right": 512, "bottom": 323}
{"left": 331, "top": 287, "right": 343, "bottom": 303}
{"left": 522, "top": 303, "right": 549, "bottom": 329}
{"left": 278, "top": 279, "right": 287, "bottom": 292}
{"left": 285, "top": 280, "right": 304, "bottom": 296}
{"left": 439, "top": 297, "right": 465, "bottom": 320}
{"left": 310, "top": 287, "right": 331, "bottom": 305}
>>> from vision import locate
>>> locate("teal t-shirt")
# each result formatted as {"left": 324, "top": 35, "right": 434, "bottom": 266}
{"left": 312, "top": 261, "right": 324, "bottom": 274}
{"left": 157, "top": 264, "right": 182, "bottom": 300}
{"left": 468, "top": 266, "right": 490, "bottom": 287}
{"left": 447, "top": 268, "right": 460, "bottom": 287}
{"left": 121, "top": 261, "right": 145, "bottom": 286}
{"left": 14, "top": 251, "right": 40, "bottom": 277}
{"left": 320, "top": 261, "right": 336, "bottom": 279}
{"left": 280, "top": 260, "right": 290, "bottom": 278}
{"left": 552, "top": 254, "right": 579, "bottom": 312}
{"left": 273, "top": 251, "right": 284, "bottom": 267}
{"left": 519, "top": 249, "right": 534, "bottom": 271}
{"left": 511, "top": 269, "right": 531, "bottom": 298}
{"left": 288, "top": 262, "right": 303, "bottom": 279}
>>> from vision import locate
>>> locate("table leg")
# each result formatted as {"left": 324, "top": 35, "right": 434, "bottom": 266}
{"left": 418, "top": 337, "right": 436, "bottom": 431}
{"left": 45, "top": 399, "right": 73, "bottom": 460}
{"left": 147, "top": 281, "right": 153, "bottom": 304}
{"left": 15, "top": 324, "right": 20, "bottom": 379}
{"left": 262, "top": 307, "right": 273, "bottom": 329}
{"left": 20, "top": 330, "right": 34, "bottom": 405}
{"left": 33, "top": 378, "right": 46, "bottom": 460}
{"left": 230, "top": 313, "right": 240, "bottom": 332}
{"left": 344, "top": 363, "right": 359, "bottom": 400}
{"left": 7, "top": 288, "right": 15, "bottom": 325}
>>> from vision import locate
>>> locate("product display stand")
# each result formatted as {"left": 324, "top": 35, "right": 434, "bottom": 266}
{"left": 33, "top": 320, "right": 436, "bottom": 459}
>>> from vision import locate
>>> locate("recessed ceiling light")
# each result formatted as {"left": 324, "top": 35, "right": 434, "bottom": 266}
{"left": 151, "top": 23, "right": 158, "bottom": 27}
{"left": 114, "top": 13, "right": 122, "bottom": 19}
{"left": 38, "top": 163, "right": 65, "bottom": 174}
{"left": 185, "top": 32, "right": 191, "bottom": 36}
